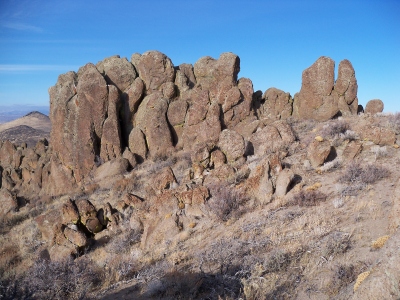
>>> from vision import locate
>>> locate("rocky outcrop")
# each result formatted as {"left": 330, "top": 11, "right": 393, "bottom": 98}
{"left": 293, "top": 57, "right": 358, "bottom": 121}
{"left": 0, "top": 51, "right": 373, "bottom": 199}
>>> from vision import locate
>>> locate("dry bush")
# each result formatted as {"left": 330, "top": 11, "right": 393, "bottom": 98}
{"left": 287, "top": 117, "right": 317, "bottom": 140}
{"left": 206, "top": 183, "right": 248, "bottom": 221}
{"left": 263, "top": 249, "right": 291, "bottom": 273}
{"left": 332, "top": 197, "right": 344, "bottom": 208}
{"left": 198, "top": 238, "right": 249, "bottom": 275}
{"left": 323, "top": 232, "right": 351, "bottom": 257}
{"left": 20, "top": 257, "right": 103, "bottom": 300}
{"left": 105, "top": 227, "right": 142, "bottom": 254}
{"left": 339, "top": 161, "right": 389, "bottom": 186}
{"left": 387, "top": 112, "right": 400, "bottom": 134}
{"left": 0, "top": 244, "right": 21, "bottom": 281}
{"left": 291, "top": 190, "right": 327, "bottom": 207}
{"left": 142, "top": 271, "right": 202, "bottom": 299}
{"left": 328, "top": 264, "right": 356, "bottom": 295}
{"left": 371, "top": 145, "right": 388, "bottom": 160}
{"left": 320, "top": 120, "right": 349, "bottom": 139}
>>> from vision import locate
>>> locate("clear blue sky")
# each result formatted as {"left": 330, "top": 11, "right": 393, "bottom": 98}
{"left": 0, "top": 0, "right": 399, "bottom": 112}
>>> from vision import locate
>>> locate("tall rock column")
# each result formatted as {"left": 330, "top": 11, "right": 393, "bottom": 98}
{"left": 49, "top": 63, "right": 109, "bottom": 184}
{"left": 293, "top": 56, "right": 358, "bottom": 121}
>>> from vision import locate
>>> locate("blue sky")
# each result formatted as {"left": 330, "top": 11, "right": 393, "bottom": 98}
{"left": 0, "top": 0, "right": 399, "bottom": 112}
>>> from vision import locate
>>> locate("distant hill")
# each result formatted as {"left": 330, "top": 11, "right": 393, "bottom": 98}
{"left": 0, "top": 111, "right": 51, "bottom": 147}
{"left": 0, "top": 105, "right": 50, "bottom": 124}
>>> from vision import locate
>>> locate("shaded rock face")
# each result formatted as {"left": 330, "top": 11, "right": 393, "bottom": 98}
{"left": 293, "top": 57, "right": 358, "bottom": 121}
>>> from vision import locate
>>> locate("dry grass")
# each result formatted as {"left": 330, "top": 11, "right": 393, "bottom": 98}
{"left": 320, "top": 120, "right": 349, "bottom": 139}
{"left": 353, "top": 271, "right": 370, "bottom": 292}
{"left": 206, "top": 183, "right": 248, "bottom": 221}
{"left": 291, "top": 189, "right": 327, "bottom": 207}
{"left": 371, "top": 235, "right": 390, "bottom": 249}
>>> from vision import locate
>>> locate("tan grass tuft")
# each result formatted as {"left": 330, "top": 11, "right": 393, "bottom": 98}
{"left": 188, "top": 222, "right": 197, "bottom": 228}
{"left": 315, "top": 136, "right": 324, "bottom": 142}
{"left": 353, "top": 271, "right": 370, "bottom": 292}
{"left": 371, "top": 235, "right": 390, "bottom": 249}
{"left": 306, "top": 182, "right": 322, "bottom": 191}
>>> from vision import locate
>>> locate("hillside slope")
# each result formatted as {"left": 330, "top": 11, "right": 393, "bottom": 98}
{"left": 0, "top": 111, "right": 50, "bottom": 147}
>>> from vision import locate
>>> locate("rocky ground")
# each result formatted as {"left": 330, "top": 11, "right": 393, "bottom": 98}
{"left": 0, "top": 51, "right": 399, "bottom": 299}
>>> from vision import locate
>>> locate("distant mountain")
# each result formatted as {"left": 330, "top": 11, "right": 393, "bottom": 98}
{"left": 0, "top": 111, "right": 51, "bottom": 147}
{"left": 0, "top": 105, "right": 50, "bottom": 124}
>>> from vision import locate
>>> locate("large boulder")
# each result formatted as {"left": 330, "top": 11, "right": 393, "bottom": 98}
{"left": 167, "top": 98, "right": 188, "bottom": 147}
{"left": 360, "top": 125, "right": 396, "bottom": 146}
{"left": 307, "top": 139, "right": 332, "bottom": 168}
{"left": 96, "top": 55, "right": 137, "bottom": 92}
{"left": 365, "top": 99, "right": 384, "bottom": 114}
{"left": 218, "top": 129, "right": 245, "bottom": 163}
{"left": 63, "top": 227, "right": 88, "bottom": 247}
{"left": 182, "top": 99, "right": 221, "bottom": 151}
{"left": 193, "top": 53, "right": 252, "bottom": 128}
{"left": 0, "top": 141, "right": 17, "bottom": 168}
{"left": 175, "top": 63, "right": 196, "bottom": 94}
{"left": 137, "top": 51, "right": 175, "bottom": 92}
{"left": 275, "top": 169, "right": 295, "bottom": 197}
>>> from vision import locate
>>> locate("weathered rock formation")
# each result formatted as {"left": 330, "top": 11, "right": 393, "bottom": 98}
{"left": 0, "top": 51, "right": 378, "bottom": 200}
{"left": 293, "top": 57, "right": 358, "bottom": 121}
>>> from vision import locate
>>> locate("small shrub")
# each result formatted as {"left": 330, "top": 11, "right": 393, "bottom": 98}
{"left": 106, "top": 229, "right": 141, "bottom": 254}
{"left": 339, "top": 162, "right": 389, "bottom": 186}
{"left": 339, "top": 161, "right": 363, "bottom": 183}
{"left": 371, "top": 145, "right": 388, "bottom": 160}
{"left": 387, "top": 112, "right": 400, "bottom": 134}
{"left": 323, "top": 232, "right": 351, "bottom": 257}
{"left": 329, "top": 264, "right": 356, "bottom": 295}
{"left": 263, "top": 249, "right": 291, "bottom": 273}
{"left": 320, "top": 120, "right": 349, "bottom": 139}
{"left": 291, "top": 190, "right": 327, "bottom": 207}
{"left": 332, "top": 197, "right": 344, "bottom": 208}
{"left": 206, "top": 183, "right": 247, "bottom": 221}
{"left": 340, "top": 130, "right": 359, "bottom": 141}
{"left": 24, "top": 257, "right": 103, "bottom": 300}
{"left": 360, "top": 164, "right": 389, "bottom": 184}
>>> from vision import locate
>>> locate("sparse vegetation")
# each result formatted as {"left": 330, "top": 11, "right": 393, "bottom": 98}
{"left": 339, "top": 161, "right": 389, "bottom": 185}
{"left": 206, "top": 183, "right": 247, "bottom": 221}
{"left": 1, "top": 110, "right": 399, "bottom": 299}
{"left": 291, "top": 189, "right": 327, "bottom": 206}
{"left": 320, "top": 119, "right": 349, "bottom": 139}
